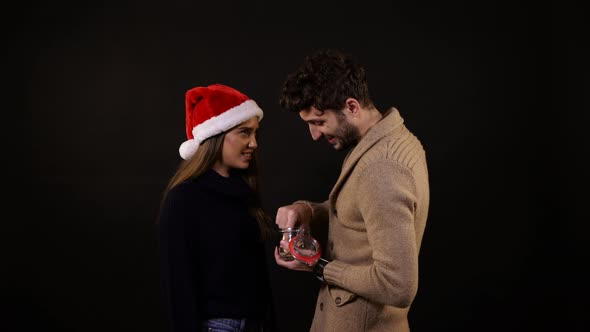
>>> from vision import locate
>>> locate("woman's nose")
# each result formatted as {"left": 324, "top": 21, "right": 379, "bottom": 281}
{"left": 248, "top": 136, "right": 258, "bottom": 148}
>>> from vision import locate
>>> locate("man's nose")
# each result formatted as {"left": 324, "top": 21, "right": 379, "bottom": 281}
{"left": 309, "top": 126, "right": 322, "bottom": 141}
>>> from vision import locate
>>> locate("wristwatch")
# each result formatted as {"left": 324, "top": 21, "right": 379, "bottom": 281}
{"left": 313, "top": 258, "right": 330, "bottom": 283}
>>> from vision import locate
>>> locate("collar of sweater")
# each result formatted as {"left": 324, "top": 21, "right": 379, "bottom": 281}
{"left": 342, "top": 107, "right": 405, "bottom": 164}
{"left": 196, "top": 169, "right": 253, "bottom": 198}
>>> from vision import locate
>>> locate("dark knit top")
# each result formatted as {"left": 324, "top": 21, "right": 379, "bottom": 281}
{"left": 158, "top": 169, "right": 272, "bottom": 332}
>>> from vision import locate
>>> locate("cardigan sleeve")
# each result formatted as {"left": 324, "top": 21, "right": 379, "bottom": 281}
{"left": 322, "top": 160, "right": 419, "bottom": 308}
{"left": 157, "top": 185, "right": 202, "bottom": 331}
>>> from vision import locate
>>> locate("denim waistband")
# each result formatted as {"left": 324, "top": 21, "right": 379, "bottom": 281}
{"left": 203, "top": 318, "right": 262, "bottom": 332}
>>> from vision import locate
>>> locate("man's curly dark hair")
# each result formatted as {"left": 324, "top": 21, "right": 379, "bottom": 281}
{"left": 279, "top": 48, "right": 374, "bottom": 113}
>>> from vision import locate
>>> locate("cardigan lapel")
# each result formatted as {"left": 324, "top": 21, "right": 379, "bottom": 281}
{"left": 328, "top": 107, "right": 404, "bottom": 205}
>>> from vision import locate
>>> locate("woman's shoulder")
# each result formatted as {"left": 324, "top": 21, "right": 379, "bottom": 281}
{"left": 166, "top": 178, "right": 207, "bottom": 200}
{"left": 158, "top": 179, "right": 208, "bottom": 224}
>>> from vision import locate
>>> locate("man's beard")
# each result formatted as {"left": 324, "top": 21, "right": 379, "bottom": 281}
{"left": 333, "top": 112, "right": 361, "bottom": 150}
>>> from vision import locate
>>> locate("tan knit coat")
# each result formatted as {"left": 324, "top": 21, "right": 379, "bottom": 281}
{"left": 306, "top": 108, "right": 430, "bottom": 331}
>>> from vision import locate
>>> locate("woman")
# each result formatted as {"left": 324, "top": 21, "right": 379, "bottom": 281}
{"left": 158, "top": 84, "right": 275, "bottom": 332}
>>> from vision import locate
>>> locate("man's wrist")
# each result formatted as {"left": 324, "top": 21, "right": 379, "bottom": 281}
{"left": 313, "top": 258, "right": 330, "bottom": 283}
{"left": 294, "top": 200, "right": 314, "bottom": 220}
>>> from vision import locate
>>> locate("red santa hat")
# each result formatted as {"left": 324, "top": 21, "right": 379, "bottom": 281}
{"left": 179, "top": 84, "right": 264, "bottom": 160}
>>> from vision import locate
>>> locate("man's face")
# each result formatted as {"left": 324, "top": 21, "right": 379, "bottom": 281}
{"left": 299, "top": 107, "right": 360, "bottom": 150}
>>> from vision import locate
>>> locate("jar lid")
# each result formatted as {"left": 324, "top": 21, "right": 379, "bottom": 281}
{"left": 279, "top": 227, "right": 299, "bottom": 232}
{"left": 288, "top": 234, "right": 321, "bottom": 266}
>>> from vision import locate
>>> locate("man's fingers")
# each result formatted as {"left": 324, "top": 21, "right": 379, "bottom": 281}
{"left": 276, "top": 204, "right": 308, "bottom": 227}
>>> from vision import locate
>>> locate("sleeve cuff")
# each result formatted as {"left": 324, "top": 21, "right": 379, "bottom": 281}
{"left": 322, "top": 260, "right": 347, "bottom": 285}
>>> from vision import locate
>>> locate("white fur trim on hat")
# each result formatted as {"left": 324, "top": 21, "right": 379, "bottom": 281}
{"left": 179, "top": 99, "right": 263, "bottom": 160}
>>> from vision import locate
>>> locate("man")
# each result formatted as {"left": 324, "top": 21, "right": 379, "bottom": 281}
{"left": 274, "top": 48, "right": 430, "bottom": 331}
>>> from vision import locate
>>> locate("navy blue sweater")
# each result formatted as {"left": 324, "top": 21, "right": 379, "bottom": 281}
{"left": 158, "top": 169, "right": 272, "bottom": 332}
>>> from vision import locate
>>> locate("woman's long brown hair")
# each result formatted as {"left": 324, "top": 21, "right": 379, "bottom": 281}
{"left": 159, "top": 132, "right": 272, "bottom": 239}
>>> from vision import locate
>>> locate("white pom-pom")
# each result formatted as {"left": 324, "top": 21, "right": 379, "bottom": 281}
{"left": 179, "top": 139, "right": 200, "bottom": 160}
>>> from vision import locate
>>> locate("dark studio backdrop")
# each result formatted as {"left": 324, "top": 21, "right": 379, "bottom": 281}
{"left": 17, "top": 0, "right": 588, "bottom": 331}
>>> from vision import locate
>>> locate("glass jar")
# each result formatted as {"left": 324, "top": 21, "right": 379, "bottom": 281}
{"left": 289, "top": 227, "right": 321, "bottom": 266}
{"left": 277, "top": 227, "right": 299, "bottom": 261}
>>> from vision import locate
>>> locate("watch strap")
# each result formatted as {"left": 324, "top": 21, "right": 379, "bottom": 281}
{"left": 313, "top": 258, "right": 330, "bottom": 283}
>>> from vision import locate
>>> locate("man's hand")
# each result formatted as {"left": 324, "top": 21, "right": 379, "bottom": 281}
{"left": 274, "top": 203, "right": 314, "bottom": 271}
{"left": 275, "top": 202, "right": 313, "bottom": 229}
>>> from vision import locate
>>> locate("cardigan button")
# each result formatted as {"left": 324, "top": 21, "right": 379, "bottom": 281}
{"left": 320, "top": 302, "right": 324, "bottom": 311}
{"left": 335, "top": 297, "right": 341, "bottom": 304}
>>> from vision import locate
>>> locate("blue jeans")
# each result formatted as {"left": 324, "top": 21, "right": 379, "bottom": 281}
{"left": 202, "top": 318, "right": 261, "bottom": 332}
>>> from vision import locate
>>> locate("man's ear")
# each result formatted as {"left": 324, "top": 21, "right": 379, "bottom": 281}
{"left": 345, "top": 98, "right": 361, "bottom": 116}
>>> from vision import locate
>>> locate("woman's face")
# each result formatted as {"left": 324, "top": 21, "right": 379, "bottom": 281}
{"left": 213, "top": 117, "right": 259, "bottom": 177}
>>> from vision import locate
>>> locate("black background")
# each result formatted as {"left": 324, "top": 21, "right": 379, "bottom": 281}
{"left": 16, "top": 0, "right": 588, "bottom": 331}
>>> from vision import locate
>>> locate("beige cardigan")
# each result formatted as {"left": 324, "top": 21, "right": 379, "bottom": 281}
{"left": 305, "top": 108, "right": 430, "bottom": 331}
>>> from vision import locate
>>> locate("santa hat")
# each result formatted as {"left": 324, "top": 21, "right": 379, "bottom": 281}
{"left": 179, "top": 84, "right": 263, "bottom": 160}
